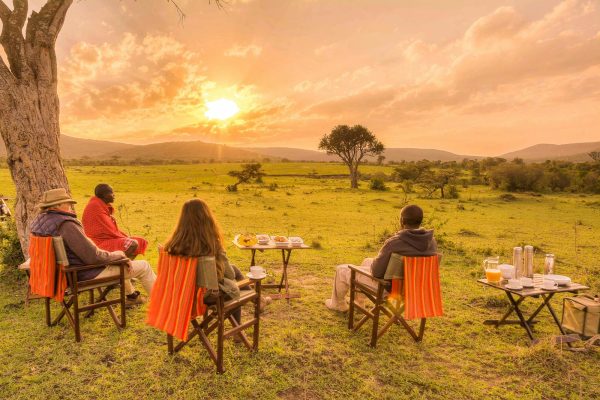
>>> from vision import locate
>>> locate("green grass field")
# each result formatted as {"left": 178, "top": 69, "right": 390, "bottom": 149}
{"left": 1, "top": 163, "right": 599, "bottom": 399}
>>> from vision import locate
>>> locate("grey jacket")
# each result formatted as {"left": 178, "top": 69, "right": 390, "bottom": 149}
{"left": 370, "top": 229, "right": 438, "bottom": 279}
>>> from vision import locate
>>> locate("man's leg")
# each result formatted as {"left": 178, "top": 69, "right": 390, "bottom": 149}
{"left": 325, "top": 264, "right": 353, "bottom": 311}
{"left": 127, "top": 260, "right": 156, "bottom": 295}
{"left": 96, "top": 265, "right": 136, "bottom": 296}
{"left": 95, "top": 261, "right": 156, "bottom": 296}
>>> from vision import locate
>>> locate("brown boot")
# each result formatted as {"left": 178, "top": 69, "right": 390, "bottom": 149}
{"left": 125, "top": 290, "right": 147, "bottom": 308}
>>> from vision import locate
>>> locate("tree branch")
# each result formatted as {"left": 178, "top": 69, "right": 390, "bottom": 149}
{"left": 25, "top": 0, "right": 72, "bottom": 83}
{"left": 0, "top": 0, "right": 30, "bottom": 79}
{"left": 0, "top": 2, "right": 11, "bottom": 22}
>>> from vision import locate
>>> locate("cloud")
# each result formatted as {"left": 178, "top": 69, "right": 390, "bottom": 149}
{"left": 304, "top": 87, "right": 397, "bottom": 117}
{"left": 224, "top": 44, "right": 263, "bottom": 57}
{"left": 59, "top": 33, "right": 207, "bottom": 123}
{"left": 386, "top": 0, "right": 600, "bottom": 115}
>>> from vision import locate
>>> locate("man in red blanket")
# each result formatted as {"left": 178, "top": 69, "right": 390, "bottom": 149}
{"left": 82, "top": 184, "right": 148, "bottom": 258}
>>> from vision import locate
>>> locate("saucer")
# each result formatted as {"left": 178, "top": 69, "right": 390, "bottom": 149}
{"left": 246, "top": 272, "right": 266, "bottom": 280}
{"left": 505, "top": 285, "right": 523, "bottom": 290}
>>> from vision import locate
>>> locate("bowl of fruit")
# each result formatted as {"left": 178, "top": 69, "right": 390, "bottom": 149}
{"left": 235, "top": 233, "right": 257, "bottom": 247}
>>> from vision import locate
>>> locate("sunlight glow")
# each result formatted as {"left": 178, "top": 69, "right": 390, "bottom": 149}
{"left": 204, "top": 99, "right": 240, "bottom": 120}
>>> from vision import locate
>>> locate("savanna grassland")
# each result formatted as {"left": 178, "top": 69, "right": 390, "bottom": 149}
{"left": 0, "top": 163, "right": 599, "bottom": 400}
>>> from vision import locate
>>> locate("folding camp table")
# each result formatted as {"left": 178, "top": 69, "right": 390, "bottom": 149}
{"left": 478, "top": 279, "right": 589, "bottom": 342}
{"left": 233, "top": 240, "right": 310, "bottom": 303}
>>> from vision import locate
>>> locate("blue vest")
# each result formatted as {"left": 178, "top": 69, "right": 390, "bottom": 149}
{"left": 30, "top": 211, "right": 99, "bottom": 280}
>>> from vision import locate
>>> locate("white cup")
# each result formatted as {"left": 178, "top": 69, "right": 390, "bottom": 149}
{"left": 250, "top": 266, "right": 265, "bottom": 277}
{"left": 542, "top": 279, "right": 558, "bottom": 290}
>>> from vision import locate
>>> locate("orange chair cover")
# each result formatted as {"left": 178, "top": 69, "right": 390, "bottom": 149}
{"left": 390, "top": 255, "right": 443, "bottom": 320}
{"left": 146, "top": 251, "right": 206, "bottom": 341}
{"left": 28, "top": 236, "right": 67, "bottom": 302}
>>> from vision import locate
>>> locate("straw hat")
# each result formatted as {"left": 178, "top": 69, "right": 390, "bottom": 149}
{"left": 36, "top": 188, "right": 77, "bottom": 209}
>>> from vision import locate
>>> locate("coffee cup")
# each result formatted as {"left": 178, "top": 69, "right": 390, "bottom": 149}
{"left": 250, "top": 266, "right": 265, "bottom": 277}
{"left": 542, "top": 279, "right": 558, "bottom": 290}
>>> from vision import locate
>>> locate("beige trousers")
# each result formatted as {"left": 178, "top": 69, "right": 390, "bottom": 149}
{"left": 95, "top": 260, "right": 156, "bottom": 296}
{"left": 329, "top": 258, "right": 377, "bottom": 308}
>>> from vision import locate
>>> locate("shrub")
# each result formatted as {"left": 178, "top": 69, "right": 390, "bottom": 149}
{"left": 447, "top": 185, "right": 460, "bottom": 199}
{"left": 268, "top": 183, "right": 278, "bottom": 191}
{"left": 370, "top": 178, "right": 387, "bottom": 191}
{"left": 0, "top": 219, "right": 24, "bottom": 268}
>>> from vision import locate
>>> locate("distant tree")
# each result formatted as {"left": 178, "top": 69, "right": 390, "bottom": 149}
{"left": 376, "top": 155, "right": 386, "bottom": 166}
{"left": 319, "top": 125, "right": 384, "bottom": 188}
{"left": 417, "top": 169, "right": 459, "bottom": 199}
{"left": 227, "top": 163, "right": 265, "bottom": 191}
{"left": 588, "top": 151, "right": 600, "bottom": 162}
{"left": 488, "top": 163, "right": 544, "bottom": 192}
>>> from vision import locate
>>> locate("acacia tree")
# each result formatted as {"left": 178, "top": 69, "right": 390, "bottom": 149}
{"left": 0, "top": 0, "right": 217, "bottom": 255}
{"left": 226, "top": 163, "right": 265, "bottom": 192}
{"left": 319, "top": 124, "right": 384, "bottom": 189}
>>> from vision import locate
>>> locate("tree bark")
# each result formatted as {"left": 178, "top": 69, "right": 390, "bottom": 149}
{"left": 0, "top": 0, "right": 73, "bottom": 255}
{"left": 348, "top": 163, "right": 359, "bottom": 189}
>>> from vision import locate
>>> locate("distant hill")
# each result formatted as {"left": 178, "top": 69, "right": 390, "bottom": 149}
{"left": 246, "top": 147, "right": 479, "bottom": 162}
{"left": 0, "top": 135, "right": 135, "bottom": 159}
{"left": 379, "top": 148, "right": 479, "bottom": 162}
{"left": 105, "top": 141, "right": 267, "bottom": 161}
{"left": 1, "top": 135, "right": 598, "bottom": 163}
{"left": 500, "top": 141, "right": 600, "bottom": 162}
{"left": 244, "top": 147, "right": 337, "bottom": 162}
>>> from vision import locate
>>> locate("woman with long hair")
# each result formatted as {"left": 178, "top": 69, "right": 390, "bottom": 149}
{"left": 163, "top": 198, "right": 248, "bottom": 323}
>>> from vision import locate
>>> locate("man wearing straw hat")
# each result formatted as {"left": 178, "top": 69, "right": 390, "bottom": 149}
{"left": 30, "top": 188, "right": 156, "bottom": 306}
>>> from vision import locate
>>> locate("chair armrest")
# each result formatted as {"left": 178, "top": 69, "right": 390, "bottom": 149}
{"left": 236, "top": 278, "right": 252, "bottom": 289}
{"left": 63, "top": 258, "right": 129, "bottom": 272}
{"left": 348, "top": 264, "right": 387, "bottom": 285}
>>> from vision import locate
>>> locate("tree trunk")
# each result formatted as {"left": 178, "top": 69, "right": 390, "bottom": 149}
{"left": 348, "top": 163, "right": 359, "bottom": 189}
{"left": 0, "top": 83, "right": 69, "bottom": 253}
{"left": 0, "top": 0, "right": 73, "bottom": 256}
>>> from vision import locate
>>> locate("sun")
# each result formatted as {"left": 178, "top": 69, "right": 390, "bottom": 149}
{"left": 204, "top": 99, "right": 240, "bottom": 120}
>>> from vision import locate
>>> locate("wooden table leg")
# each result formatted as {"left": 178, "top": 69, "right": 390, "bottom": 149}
{"left": 506, "top": 292, "right": 535, "bottom": 340}
{"left": 539, "top": 293, "right": 566, "bottom": 334}
{"left": 250, "top": 249, "right": 256, "bottom": 267}
{"left": 264, "top": 249, "right": 299, "bottom": 301}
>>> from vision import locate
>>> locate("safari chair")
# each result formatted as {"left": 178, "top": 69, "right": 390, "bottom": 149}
{"left": 25, "top": 235, "right": 129, "bottom": 342}
{"left": 348, "top": 254, "right": 443, "bottom": 347}
{"left": 146, "top": 251, "right": 262, "bottom": 374}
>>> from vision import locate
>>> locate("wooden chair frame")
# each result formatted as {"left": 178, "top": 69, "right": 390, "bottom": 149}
{"left": 23, "top": 239, "right": 129, "bottom": 342}
{"left": 166, "top": 278, "right": 262, "bottom": 374}
{"left": 348, "top": 265, "right": 426, "bottom": 347}
{"left": 54, "top": 261, "right": 129, "bottom": 342}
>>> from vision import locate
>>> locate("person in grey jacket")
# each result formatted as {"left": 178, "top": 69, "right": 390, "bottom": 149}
{"left": 325, "top": 204, "right": 437, "bottom": 312}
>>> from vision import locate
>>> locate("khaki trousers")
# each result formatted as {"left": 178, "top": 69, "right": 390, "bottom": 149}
{"left": 96, "top": 260, "right": 156, "bottom": 296}
{"left": 329, "top": 258, "right": 378, "bottom": 309}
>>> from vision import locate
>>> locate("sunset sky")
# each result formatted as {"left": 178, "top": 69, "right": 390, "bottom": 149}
{"left": 33, "top": 0, "right": 600, "bottom": 155}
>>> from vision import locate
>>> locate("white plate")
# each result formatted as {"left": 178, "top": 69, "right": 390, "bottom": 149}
{"left": 246, "top": 272, "right": 266, "bottom": 280}
{"left": 505, "top": 285, "right": 523, "bottom": 290}
{"left": 544, "top": 274, "right": 571, "bottom": 285}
